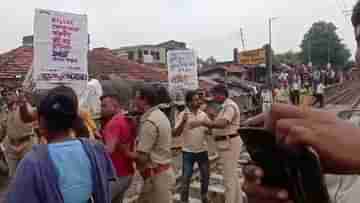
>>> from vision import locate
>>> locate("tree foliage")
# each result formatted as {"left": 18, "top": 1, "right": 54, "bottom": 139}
{"left": 262, "top": 44, "right": 279, "bottom": 66}
{"left": 275, "top": 51, "right": 302, "bottom": 65}
{"left": 205, "top": 56, "right": 217, "bottom": 65}
{"left": 197, "top": 56, "right": 217, "bottom": 65}
{"left": 344, "top": 60, "right": 356, "bottom": 71}
{"left": 300, "top": 21, "right": 351, "bottom": 67}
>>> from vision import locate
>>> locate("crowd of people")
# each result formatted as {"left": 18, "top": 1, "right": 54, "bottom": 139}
{"left": 0, "top": 82, "right": 245, "bottom": 203}
{"left": 1, "top": 1, "right": 360, "bottom": 203}
{"left": 249, "top": 64, "right": 335, "bottom": 114}
{"left": 241, "top": 1, "right": 360, "bottom": 203}
{"left": 1, "top": 74, "right": 357, "bottom": 203}
{"left": 2, "top": 79, "right": 360, "bottom": 203}
{"left": 263, "top": 65, "right": 336, "bottom": 109}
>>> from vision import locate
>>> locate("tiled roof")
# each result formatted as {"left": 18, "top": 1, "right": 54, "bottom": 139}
{"left": 88, "top": 48, "right": 168, "bottom": 81}
{"left": 0, "top": 46, "right": 33, "bottom": 80}
{"left": 222, "top": 64, "right": 246, "bottom": 73}
{"left": 199, "top": 78, "right": 218, "bottom": 90}
{"left": 199, "top": 64, "right": 246, "bottom": 75}
{"left": 0, "top": 46, "right": 168, "bottom": 87}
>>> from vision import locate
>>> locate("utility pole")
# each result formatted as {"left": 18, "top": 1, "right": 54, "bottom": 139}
{"left": 327, "top": 45, "right": 330, "bottom": 67}
{"left": 240, "top": 28, "right": 245, "bottom": 51}
{"left": 343, "top": 9, "right": 352, "bottom": 17}
{"left": 268, "top": 17, "right": 278, "bottom": 89}
{"left": 327, "top": 26, "right": 330, "bottom": 68}
{"left": 308, "top": 29, "right": 312, "bottom": 67}
{"left": 224, "top": 70, "right": 228, "bottom": 88}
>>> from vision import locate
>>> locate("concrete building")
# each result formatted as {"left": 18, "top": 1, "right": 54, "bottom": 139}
{"left": 112, "top": 40, "right": 187, "bottom": 65}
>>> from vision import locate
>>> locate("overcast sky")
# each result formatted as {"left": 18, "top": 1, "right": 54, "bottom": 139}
{"left": 0, "top": 0, "right": 358, "bottom": 61}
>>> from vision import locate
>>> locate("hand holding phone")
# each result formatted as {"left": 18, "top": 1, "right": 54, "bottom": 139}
{"left": 239, "top": 128, "right": 330, "bottom": 203}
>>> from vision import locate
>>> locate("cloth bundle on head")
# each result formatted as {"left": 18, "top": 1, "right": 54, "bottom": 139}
{"left": 79, "top": 79, "right": 103, "bottom": 117}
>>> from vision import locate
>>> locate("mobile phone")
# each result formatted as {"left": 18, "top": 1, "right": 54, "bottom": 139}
{"left": 239, "top": 127, "right": 330, "bottom": 203}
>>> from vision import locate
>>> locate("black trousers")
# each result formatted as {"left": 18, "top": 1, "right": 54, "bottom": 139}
{"left": 181, "top": 151, "right": 209, "bottom": 203}
{"left": 290, "top": 90, "right": 300, "bottom": 105}
{"left": 312, "top": 94, "right": 324, "bottom": 108}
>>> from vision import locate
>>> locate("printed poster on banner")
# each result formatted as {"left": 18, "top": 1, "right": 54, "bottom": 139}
{"left": 32, "top": 9, "right": 88, "bottom": 97}
{"left": 167, "top": 50, "right": 198, "bottom": 101}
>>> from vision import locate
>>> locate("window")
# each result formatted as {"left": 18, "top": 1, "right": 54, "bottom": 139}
{"left": 144, "top": 50, "right": 149, "bottom": 55}
{"left": 128, "top": 51, "right": 134, "bottom": 60}
{"left": 155, "top": 52, "right": 160, "bottom": 60}
{"left": 138, "top": 50, "right": 143, "bottom": 59}
{"left": 151, "top": 51, "right": 160, "bottom": 60}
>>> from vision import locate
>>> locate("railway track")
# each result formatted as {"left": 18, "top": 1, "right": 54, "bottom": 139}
{"left": 326, "top": 82, "right": 360, "bottom": 107}
{"left": 352, "top": 96, "right": 360, "bottom": 109}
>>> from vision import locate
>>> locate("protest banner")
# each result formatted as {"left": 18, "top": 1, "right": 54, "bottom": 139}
{"left": 167, "top": 50, "right": 198, "bottom": 101}
{"left": 32, "top": 9, "right": 88, "bottom": 97}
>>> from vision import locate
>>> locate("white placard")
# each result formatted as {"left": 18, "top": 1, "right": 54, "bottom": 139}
{"left": 167, "top": 50, "right": 198, "bottom": 100}
{"left": 33, "top": 9, "right": 88, "bottom": 97}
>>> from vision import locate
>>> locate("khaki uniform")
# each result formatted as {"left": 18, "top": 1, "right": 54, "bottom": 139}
{"left": 2, "top": 107, "right": 34, "bottom": 177}
{"left": 212, "top": 99, "right": 242, "bottom": 203}
{"left": 137, "top": 106, "right": 175, "bottom": 203}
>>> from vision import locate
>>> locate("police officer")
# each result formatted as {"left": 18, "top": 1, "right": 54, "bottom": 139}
{"left": 125, "top": 85, "right": 175, "bottom": 203}
{"left": 2, "top": 91, "right": 34, "bottom": 178}
{"left": 189, "top": 84, "right": 242, "bottom": 203}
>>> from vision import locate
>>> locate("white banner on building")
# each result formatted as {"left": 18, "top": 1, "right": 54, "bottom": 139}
{"left": 33, "top": 9, "right": 88, "bottom": 97}
{"left": 167, "top": 50, "right": 198, "bottom": 100}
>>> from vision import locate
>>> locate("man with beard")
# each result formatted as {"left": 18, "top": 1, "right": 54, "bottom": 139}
{"left": 124, "top": 85, "right": 175, "bottom": 203}
{"left": 100, "top": 94, "right": 135, "bottom": 203}
{"left": 174, "top": 90, "right": 210, "bottom": 203}
{"left": 188, "top": 85, "right": 242, "bottom": 203}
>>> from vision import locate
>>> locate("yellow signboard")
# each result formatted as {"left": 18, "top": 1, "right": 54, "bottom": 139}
{"left": 238, "top": 48, "right": 266, "bottom": 65}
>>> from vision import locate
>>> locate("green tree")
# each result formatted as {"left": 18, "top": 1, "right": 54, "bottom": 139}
{"left": 300, "top": 21, "right": 351, "bottom": 67}
{"left": 276, "top": 50, "right": 301, "bottom": 65}
{"left": 262, "top": 44, "right": 279, "bottom": 66}
{"left": 344, "top": 60, "right": 356, "bottom": 71}
{"left": 205, "top": 56, "right": 217, "bottom": 65}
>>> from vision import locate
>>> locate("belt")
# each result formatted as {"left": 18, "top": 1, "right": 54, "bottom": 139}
{"left": 9, "top": 135, "right": 32, "bottom": 146}
{"left": 215, "top": 134, "right": 239, "bottom": 142}
{"left": 141, "top": 164, "right": 171, "bottom": 180}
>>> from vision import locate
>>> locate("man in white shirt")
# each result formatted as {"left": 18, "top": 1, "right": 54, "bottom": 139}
{"left": 261, "top": 88, "right": 273, "bottom": 113}
{"left": 313, "top": 82, "right": 325, "bottom": 108}
{"left": 330, "top": 70, "right": 336, "bottom": 84}
{"left": 313, "top": 69, "right": 321, "bottom": 84}
{"left": 188, "top": 85, "right": 243, "bottom": 203}
{"left": 290, "top": 75, "right": 301, "bottom": 105}
{"left": 174, "top": 90, "right": 210, "bottom": 203}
